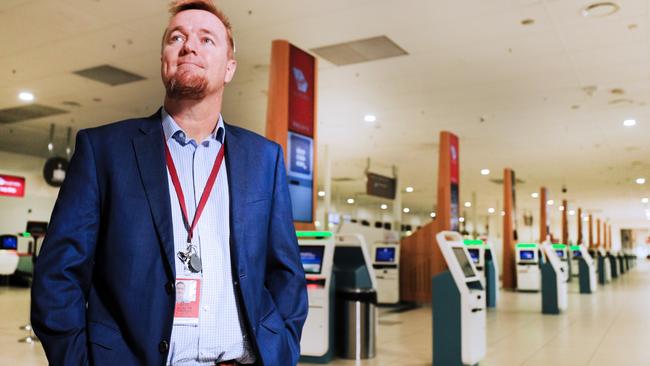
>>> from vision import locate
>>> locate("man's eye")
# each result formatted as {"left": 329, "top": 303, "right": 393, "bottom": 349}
{"left": 203, "top": 38, "right": 215, "bottom": 45}
{"left": 171, "top": 35, "right": 184, "bottom": 42}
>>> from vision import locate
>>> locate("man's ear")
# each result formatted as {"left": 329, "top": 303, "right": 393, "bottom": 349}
{"left": 224, "top": 58, "right": 237, "bottom": 84}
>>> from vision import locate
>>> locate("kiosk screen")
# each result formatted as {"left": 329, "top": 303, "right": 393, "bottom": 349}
{"left": 555, "top": 250, "right": 565, "bottom": 258}
{"left": 300, "top": 246, "right": 325, "bottom": 274}
{"left": 519, "top": 250, "right": 535, "bottom": 261}
{"left": 0, "top": 235, "right": 17, "bottom": 250}
{"left": 467, "top": 248, "right": 480, "bottom": 263}
{"left": 375, "top": 247, "right": 396, "bottom": 263}
{"left": 573, "top": 250, "right": 582, "bottom": 257}
{"left": 452, "top": 247, "right": 476, "bottom": 278}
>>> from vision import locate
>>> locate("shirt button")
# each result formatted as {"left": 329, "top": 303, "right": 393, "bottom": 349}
{"left": 203, "top": 306, "right": 208, "bottom": 311}
{"left": 158, "top": 340, "right": 169, "bottom": 353}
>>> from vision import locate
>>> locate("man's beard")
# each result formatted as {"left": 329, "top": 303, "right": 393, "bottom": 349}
{"left": 165, "top": 70, "right": 208, "bottom": 100}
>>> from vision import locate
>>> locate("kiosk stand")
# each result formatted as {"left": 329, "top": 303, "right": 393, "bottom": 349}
{"left": 516, "top": 243, "right": 541, "bottom": 292}
{"left": 372, "top": 243, "right": 400, "bottom": 305}
{"left": 465, "top": 239, "right": 498, "bottom": 308}
{"left": 540, "top": 243, "right": 568, "bottom": 315}
{"left": 572, "top": 245, "right": 597, "bottom": 294}
{"left": 298, "top": 231, "right": 336, "bottom": 363}
{"left": 433, "top": 232, "right": 486, "bottom": 366}
{"left": 598, "top": 249, "right": 611, "bottom": 284}
{"left": 553, "top": 244, "right": 570, "bottom": 283}
{"left": 607, "top": 251, "right": 618, "bottom": 279}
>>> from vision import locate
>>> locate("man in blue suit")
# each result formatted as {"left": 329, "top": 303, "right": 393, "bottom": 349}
{"left": 31, "top": 1, "right": 308, "bottom": 365}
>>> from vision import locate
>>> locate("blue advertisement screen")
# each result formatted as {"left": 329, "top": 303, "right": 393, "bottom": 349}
{"left": 468, "top": 248, "right": 480, "bottom": 263}
{"left": 287, "top": 132, "right": 313, "bottom": 222}
{"left": 288, "top": 132, "right": 313, "bottom": 178}
{"left": 375, "top": 247, "right": 396, "bottom": 263}
{"left": 300, "top": 246, "right": 324, "bottom": 274}
{"left": 555, "top": 250, "right": 565, "bottom": 258}
{"left": 1, "top": 236, "right": 17, "bottom": 250}
{"left": 519, "top": 250, "right": 535, "bottom": 260}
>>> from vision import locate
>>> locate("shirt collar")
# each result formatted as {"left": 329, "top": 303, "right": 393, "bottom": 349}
{"left": 161, "top": 108, "right": 225, "bottom": 147}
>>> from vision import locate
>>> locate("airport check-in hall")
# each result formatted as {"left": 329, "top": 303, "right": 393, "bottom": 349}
{"left": 1, "top": 1, "right": 650, "bottom": 365}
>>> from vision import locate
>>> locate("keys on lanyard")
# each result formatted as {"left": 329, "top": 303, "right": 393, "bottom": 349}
{"left": 164, "top": 136, "right": 225, "bottom": 273}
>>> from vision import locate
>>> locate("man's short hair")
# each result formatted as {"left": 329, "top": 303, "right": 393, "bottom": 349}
{"left": 164, "top": 0, "right": 235, "bottom": 58}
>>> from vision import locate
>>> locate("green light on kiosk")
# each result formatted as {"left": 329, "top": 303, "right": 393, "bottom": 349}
{"left": 296, "top": 231, "right": 333, "bottom": 238}
{"left": 21, "top": 232, "right": 31, "bottom": 237}
{"left": 464, "top": 239, "right": 484, "bottom": 246}
{"left": 570, "top": 245, "right": 581, "bottom": 251}
{"left": 553, "top": 244, "right": 568, "bottom": 250}
{"left": 516, "top": 243, "right": 538, "bottom": 248}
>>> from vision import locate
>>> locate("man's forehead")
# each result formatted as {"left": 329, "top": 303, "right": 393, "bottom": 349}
{"left": 167, "top": 9, "right": 225, "bottom": 33}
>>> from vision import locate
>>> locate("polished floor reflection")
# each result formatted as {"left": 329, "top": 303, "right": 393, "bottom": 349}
{"left": 1, "top": 261, "right": 648, "bottom": 365}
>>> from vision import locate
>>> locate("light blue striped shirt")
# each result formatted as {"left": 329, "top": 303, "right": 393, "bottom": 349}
{"left": 162, "top": 109, "right": 255, "bottom": 365}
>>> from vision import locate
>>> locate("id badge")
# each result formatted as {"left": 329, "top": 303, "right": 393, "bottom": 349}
{"left": 173, "top": 278, "right": 201, "bottom": 325}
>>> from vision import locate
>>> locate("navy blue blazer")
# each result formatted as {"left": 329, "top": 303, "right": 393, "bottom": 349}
{"left": 31, "top": 111, "right": 308, "bottom": 366}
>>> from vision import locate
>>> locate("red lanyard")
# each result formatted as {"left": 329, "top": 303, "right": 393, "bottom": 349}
{"left": 164, "top": 139, "right": 225, "bottom": 243}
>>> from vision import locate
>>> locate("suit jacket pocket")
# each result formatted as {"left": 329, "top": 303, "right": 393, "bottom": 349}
{"left": 259, "top": 308, "right": 285, "bottom": 335}
{"left": 88, "top": 321, "right": 121, "bottom": 350}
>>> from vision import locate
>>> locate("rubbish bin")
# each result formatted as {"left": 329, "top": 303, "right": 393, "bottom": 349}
{"left": 336, "top": 287, "right": 377, "bottom": 360}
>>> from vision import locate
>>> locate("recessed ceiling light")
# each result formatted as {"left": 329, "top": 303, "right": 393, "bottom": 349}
{"left": 380, "top": 204, "right": 388, "bottom": 210}
{"left": 406, "top": 230, "right": 413, "bottom": 236}
{"left": 405, "top": 186, "right": 414, "bottom": 193}
{"left": 480, "top": 169, "right": 490, "bottom": 176}
{"left": 318, "top": 191, "right": 326, "bottom": 197}
{"left": 364, "top": 114, "right": 376, "bottom": 123}
{"left": 458, "top": 217, "right": 465, "bottom": 223}
{"left": 347, "top": 198, "right": 355, "bottom": 204}
{"left": 430, "top": 212, "right": 436, "bottom": 218}
{"left": 641, "top": 197, "right": 648, "bottom": 204}
{"left": 559, "top": 206, "right": 565, "bottom": 211}
{"left": 47, "top": 142, "right": 53, "bottom": 151}
{"left": 569, "top": 210, "right": 576, "bottom": 216}
{"left": 501, "top": 211, "right": 506, "bottom": 216}
{"left": 636, "top": 178, "right": 646, "bottom": 185}
{"left": 18, "top": 91, "right": 34, "bottom": 102}
{"left": 488, "top": 208, "right": 495, "bottom": 214}
{"left": 315, "top": 220, "right": 321, "bottom": 227}
{"left": 581, "top": 2, "right": 620, "bottom": 18}
{"left": 531, "top": 192, "right": 539, "bottom": 199}
{"left": 623, "top": 119, "right": 637, "bottom": 127}
{"left": 464, "top": 201, "right": 472, "bottom": 208}
{"left": 403, "top": 207, "right": 410, "bottom": 213}
{"left": 583, "top": 216, "right": 590, "bottom": 222}
{"left": 547, "top": 200, "right": 554, "bottom": 205}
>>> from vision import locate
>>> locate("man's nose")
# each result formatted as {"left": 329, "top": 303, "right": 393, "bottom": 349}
{"left": 180, "top": 36, "right": 198, "bottom": 55}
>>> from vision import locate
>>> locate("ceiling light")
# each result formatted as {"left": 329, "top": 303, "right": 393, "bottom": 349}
{"left": 318, "top": 191, "right": 326, "bottom": 197}
{"left": 559, "top": 206, "right": 565, "bottom": 211}
{"left": 480, "top": 169, "right": 490, "bottom": 176}
{"left": 18, "top": 91, "right": 34, "bottom": 102}
{"left": 380, "top": 204, "right": 388, "bottom": 210}
{"left": 405, "top": 186, "right": 414, "bottom": 193}
{"left": 464, "top": 201, "right": 472, "bottom": 208}
{"left": 623, "top": 119, "right": 637, "bottom": 127}
{"left": 406, "top": 230, "right": 412, "bottom": 236}
{"left": 430, "top": 212, "right": 436, "bottom": 218}
{"left": 581, "top": 2, "right": 620, "bottom": 18}
{"left": 501, "top": 211, "right": 506, "bottom": 216}
{"left": 364, "top": 114, "right": 376, "bottom": 123}
{"left": 636, "top": 178, "right": 646, "bottom": 185}
{"left": 488, "top": 208, "right": 495, "bottom": 214}
{"left": 458, "top": 217, "right": 465, "bottom": 223}
{"left": 315, "top": 220, "right": 321, "bottom": 227}
{"left": 583, "top": 216, "right": 590, "bottom": 222}
{"left": 642, "top": 198, "right": 649, "bottom": 204}
{"left": 569, "top": 210, "right": 576, "bottom": 216}
{"left": 531, "top": 192, "right": 539, "bottom": 199}
{"left": 47, "top": 142, "right": 53, "bottom": 151}
{"left": 403, "top": 208, "right": 410, "bottom": 213}
{"left": 347, "top": 198, "right": 355, "bottom": 204}
{"left": 547, "top": 200, "right": 554, "bottom": 206}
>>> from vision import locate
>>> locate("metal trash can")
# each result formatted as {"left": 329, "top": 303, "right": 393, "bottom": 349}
{"left": 336, "top": 287, "right": 377, "bottom": 360}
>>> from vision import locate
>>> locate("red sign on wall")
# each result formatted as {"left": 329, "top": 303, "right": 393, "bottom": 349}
{"left": 0, "top": 174, "right": 25, "bottom": 197}
{"left": 449, "top": 134, "right": 459, "bottom": 185}
{"left": 288, "top": 45, "right": 315, "bottom": 137}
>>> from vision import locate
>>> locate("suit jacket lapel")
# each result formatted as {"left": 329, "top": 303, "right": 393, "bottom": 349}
{"left": 224, "top": 123, "right": 249, "bottom": 272}
{"left": 132, "top": 111, "right": 175, "bottom": 279}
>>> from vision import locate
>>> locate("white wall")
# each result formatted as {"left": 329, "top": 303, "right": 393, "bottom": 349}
{"left": 0, "top": 151, "right": 59, "bottom": 235}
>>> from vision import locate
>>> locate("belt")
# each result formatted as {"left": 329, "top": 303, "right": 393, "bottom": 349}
{"left": 216, "top": 362, "right": 237, "bottom": 366}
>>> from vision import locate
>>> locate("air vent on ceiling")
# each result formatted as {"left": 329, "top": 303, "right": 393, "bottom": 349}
{"left": 332, "top": 177, "right": 359, "bottom": 182}
{"left": 490, "top": 178, "right": 526, "bottom": 185}
{"left": 74, "top": 64, "right": 146, "bottom": 86}
{"left": 311, "top": 36, "right": 408, "bottom": 66}
{"left": 0, "top": 104, "right": 68, "bottom": 124}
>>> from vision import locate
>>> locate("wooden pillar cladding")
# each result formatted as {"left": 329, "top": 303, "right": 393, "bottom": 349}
{"left": 561, "top": 199, "right": 568, "bottom": 244}
{"left": 540, "top": 187, "right": 548, "bottom": 241}
{"left": 502, "top": 168, "right": 516, "bottom": 290}
{"left": 265, "top": 40, "right": 318, "bottom": 231}
{"left": 606, "top": 223, "right": 611, "bottom": 250}
{"left": 577, "top": 208, "right": 583, "bottom": 245}
{"left": 596, "top": 218, "right": 601, "bottom": 248}
{"left": 588, "top": 215, "right": 594, "bottom": 248}
{"left": 400, "top": 221, "right": 436, "bottom": 303}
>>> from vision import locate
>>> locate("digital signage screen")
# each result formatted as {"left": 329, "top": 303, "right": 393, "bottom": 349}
{"left": 300, "top": 246, "right": 324, "bottom": 274}
{"left": 375, "top": 247, "right": 396, "bottom": 263}
{"left": 519, "top": 250, "right": 535, "bottom": 261}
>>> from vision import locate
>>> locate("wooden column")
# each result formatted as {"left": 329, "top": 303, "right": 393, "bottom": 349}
{"left": 596, "top": 218, "right": 601, "bottom": 248}
{"left": 577, "top": 208, "right": 583, "bottom": 245}
{"left": 432, "top": 131, "right": 459, "bottom": 275}
{"left": 540, "top": 187, "right": 548, "bottom": 241}
{"left": 607, "top": 223, "right": 612, "bottom": 250}
{"left": 265, "top": 40, "right": 318, "bottom": 231}
{"left": 588, "top": 214, "right": 594, "bottom": 248}
{"left": 561, "top": 199, "right": 568, "bottom": 244}
{"left": 502, "top": 168, "right": 516, "bottom": 290}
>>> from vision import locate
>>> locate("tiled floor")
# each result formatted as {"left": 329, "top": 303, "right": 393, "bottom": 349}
{"left": 2, "top": 261, "right": 648, "bottom": 365}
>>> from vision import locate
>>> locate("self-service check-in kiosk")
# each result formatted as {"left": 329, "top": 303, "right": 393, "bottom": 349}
{"left": 298, "top": 231, "right": 336, "bottom": 363}
{"left": 553, "top": 244, "right": 570, "bottom": 283}
{"left": 465, "top": 239, "right": 499, "bottom": 308}
{"left": 571, "top": 245, "right": 597, "bottom": 294}
{"left": 372, "top": 243, "right": 400, "bottom": 304}
{"left": 617, "top": 251, "right": 626, "bottom": 275}
{"left": 433, "top": 232, "right": 486, "bottom": 366}
{"left": 607, "top": 251, "right": 619, "bottom": 279}
{"left": 597, "top": 248, "right": 611, "bottom": 285}
{"left": 540, "top": 242, "right": 568, "bottom": 314}
{"left": 571, "top": 246, "right": 581, "bottom": 277}
{"left": 516, "top": 243, "right": 541, "bottom": 292}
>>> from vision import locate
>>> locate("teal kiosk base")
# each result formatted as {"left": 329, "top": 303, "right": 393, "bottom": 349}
{"left": 485, "top": 257, "right": 497, "bottom": 308}
{"left": 598, "top": 255, "right": 606, "bottom": 285}
{"left": 578, "top": 258, "right": 592, "bottom": 294}
{"left": 541, "top": 261, "right": 560, "bottom": 315}
{"left": 608, "top": 255, "right": 618, "bottom": 279}
{"left": 432, "top": 271, "right": 468, "bottom": 366}
{"left": 618, "top": 255, "right": 626, "bottom": 275}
